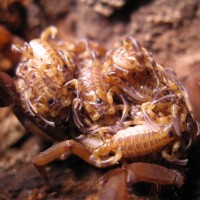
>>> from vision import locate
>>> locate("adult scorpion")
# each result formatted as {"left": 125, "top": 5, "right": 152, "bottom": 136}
{"left": 0, "top": 27, "right": 199, "bottom": 200}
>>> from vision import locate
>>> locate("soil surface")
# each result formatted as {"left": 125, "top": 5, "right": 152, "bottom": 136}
{"left": 0, "top": 0, "right": 200, "bottom": 199}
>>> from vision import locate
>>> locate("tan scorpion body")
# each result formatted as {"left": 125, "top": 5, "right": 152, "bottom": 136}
{"left": 12, "top": 27, "right": 76, "bottom": 126}
{"left": 0, "top": 28, "right": 198, "bottom": 200}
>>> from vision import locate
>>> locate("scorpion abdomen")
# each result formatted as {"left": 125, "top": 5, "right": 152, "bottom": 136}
{"left": 110, "top": 125, "right": 175, "bottom": 157}
{"left": 78, "top": 64, "right": 107, "bottom": 102}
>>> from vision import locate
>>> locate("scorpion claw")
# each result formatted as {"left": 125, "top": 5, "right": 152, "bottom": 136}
{"left": 99, "top": 163, "right": 184, "bottom": 200}
{"left": 185, "top": 70, "right": 200, "bottom": 123}
{"left": 0, "top": 71, "right": 16, "bottom": 107}
{"left": 99, "top": 168, "right": 129, "bottom": 200}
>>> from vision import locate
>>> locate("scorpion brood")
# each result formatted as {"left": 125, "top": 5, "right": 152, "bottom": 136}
{"left": 12, "top": 26, "right": 76, "bottom": 127}
{"left": 65, "top": 40, "right": 128, "bottom": 135}
{"left": 0, "top": 26, "right": 199, "bottom": 200}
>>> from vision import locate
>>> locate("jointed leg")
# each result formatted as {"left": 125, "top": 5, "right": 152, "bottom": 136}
{"left": 90, "top": 144, "right": 122, "bottom": 168}
{"left": 99, "top": 162, "right": 184, "bottom": 200}
{"left": 107, "top": 86, "right": 129, "bottom": 122}
{"left": 141, "top": 102, "right": 158, "bottom": 131}
{"left": 66, "top": 79, "right": 83, "bottom": 127}
{"left": 33, "top": 139, "right": 92, "bottom": 183}
{"left": 33, "top": 140, "right": 91, "bottom": 166}
{"left": 33, "top": 138, "right": 122, "bottom": 184}
{"left": 171, "top": 104, "right": 181, "bottom": 136}
{"left": 161, "top": 144, "right": 188, "bottom": 166}
{"left": 58, "top": 50, "right": 76, "bottom": 73}
{"left": 12, "top": 42, "right": 32, "bottom": 58}
{"left": 65, "top": 79, "right": 80, "bottom": 108}
{"left": 72, "top": 98, "right": 84, "bottom": 128}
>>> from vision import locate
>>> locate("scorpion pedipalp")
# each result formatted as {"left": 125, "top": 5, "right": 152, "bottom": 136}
{"left": 0, "top": 71, "right": 17, "bottom": 107}
{"left": 99, "top": 163, "right": 184, "bottom": 200}
{"left": 4, "top": 29, "right": 198, "bottom": 200}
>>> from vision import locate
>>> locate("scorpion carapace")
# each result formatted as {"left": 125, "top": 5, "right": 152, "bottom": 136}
{"left": 0, "top": 71, "right": 17, "bottom": 107}
{"left": 12, "top": 26, "right": 76, "bottom": 126}
{"left": 0, "top": 27, "right": 199, "bottom": 200}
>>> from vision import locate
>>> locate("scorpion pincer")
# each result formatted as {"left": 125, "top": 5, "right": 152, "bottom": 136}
{"left": 0, "top": 29, "right": 198, "bottom": 200}
{"left": 31, "top": 122, "right": 185, "bottom": 199}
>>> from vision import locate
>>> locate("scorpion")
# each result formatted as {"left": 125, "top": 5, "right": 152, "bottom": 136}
{"left": 12, "top": 26, "right": 76, "bottom": 127}
{"left": 102, "top": 36, "right": 161, "bottom": 102}
{"left": 64, "top": 40, "right": 129, "bottom": 134}
{"left": 0, "top": 27, "right": 199, "bottom": 200}
{"left": 31, "top": 119, "right": 196, "bottom": 199}
{"left": 0, "top": 26, "right": 77, "bottom": 142}
{"left": 102, "top": 36, "right": 197, "bottom": 138}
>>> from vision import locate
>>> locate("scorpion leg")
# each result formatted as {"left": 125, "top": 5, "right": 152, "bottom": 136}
{"left": 73, "top": 109, "right": 84, "bottom": 128}
{"left": 117, "top": 94, "right": 129, "bottom": 122}
{"left": 12, "top": 42, "right": 32, "bottom": 58}
{"left": 90, "top": 144, "right": 122, "bottom": 168}
{"left": 33, "top": 138, "right": 121, "bottom": 184}
{"left": 58, "top": 50, "right": 76, "bottom": 73}
{"left": 141, "top": 102, "right": 158, "bottom": 131}
{"left": 99, "top": 162, "right": 184, "bottom": 200}
{"left": 107, "top": 86, "right": 129, "bottom": 122}
{"left": 171, "top": 104, "right": 181, "bottom": 136}
{"left": 72, "top": 98, "right": 84, "bottom": 128}
{"left": 32, "top": 139, "right": 92, "bottom": 184}
{"left": 161, "top": 143, "right": 188, "bottom": 166}
{"left": 66, "top": 79, "right": 84, "bottom": 126}
{"left": 143, "top": 97, "right": 182, "bottom": 136}
{"left": 65, "top": 79, "right": 80, "bottom": 108}
{"left": 0, "top": 71, "right": 17, "bottom": 107}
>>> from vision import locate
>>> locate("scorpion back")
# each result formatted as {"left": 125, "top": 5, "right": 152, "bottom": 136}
{"left": 13, "top": 27, "right": 76, "bottom": 126}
